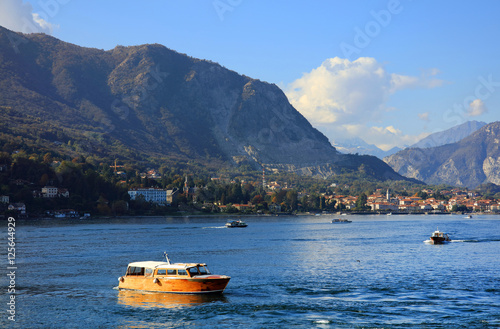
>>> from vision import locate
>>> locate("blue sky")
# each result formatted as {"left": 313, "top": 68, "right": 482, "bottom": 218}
{"left": 1, "top": 0, "right": 499, "bottom": 150}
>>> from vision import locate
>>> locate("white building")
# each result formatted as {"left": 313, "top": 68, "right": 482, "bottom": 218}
{"left": 128, "top": 188, "right": 168, "bottom": 205}
{"left": 370, "top": 202, "right": 399, "bottom": 211}
{"left": 41, "top": 186, "right": 69, "bottom": 198}
{"left": 42, "top": 186, "right": 59, "bottom": 198}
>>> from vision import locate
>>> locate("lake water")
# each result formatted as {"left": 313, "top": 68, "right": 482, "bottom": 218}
{"left": 1, "top": 214, "right": 499, "bottom": 328}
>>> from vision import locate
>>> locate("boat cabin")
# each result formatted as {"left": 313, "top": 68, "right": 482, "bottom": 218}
{"left": 431, "top": 231, "right": 446, "bottom": 238}
{"left": 125, "top": 261, "right": 212, "bottom": 278}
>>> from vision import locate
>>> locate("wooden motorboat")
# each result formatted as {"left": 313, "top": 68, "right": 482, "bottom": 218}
{"left": 118, "top": 254, "right": 230, "bottom": 294}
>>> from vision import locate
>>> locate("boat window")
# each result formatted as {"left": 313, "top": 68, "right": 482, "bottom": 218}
{"left": 198, "top": 266, "right": 210, "bottom": 275}
{"left": 157, "top": 269, "right": 166, "bottom": 276}
{"left": 188, "top": 267, "right": 199, "bottom": 276}
{"left": 145, "top": 268, "right": 153, "bottom": 276}
{"left": 127, "top": 267, "right": 145, "bottom": 276}
{"left": 178, "top": 269, "right": 188, "bottom": 276}
{"left": 167, "top": 269, "right": 176, "bottom": 275}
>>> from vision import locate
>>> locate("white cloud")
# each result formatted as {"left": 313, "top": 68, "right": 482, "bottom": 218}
{"left": 286, "top": 57, "right": 443, "bottom": 126}
{"left": 418, "top": 112, "right": 430, "bottom": 121}
{"left": 284, "top": 57, "right": 443, "bottom": 149}
{"left": 467, "top": 99, "right": 487, "bottom": 117}
{"left": 0, "top": 0, "right": 55, "bottom": 34}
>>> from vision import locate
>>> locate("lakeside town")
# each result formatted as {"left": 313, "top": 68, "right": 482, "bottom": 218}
{"left": 126, "top": 182, "right": 500, "bottom": 214}
{"left": 3, "top": 164, "right": 500, "bottom": 218}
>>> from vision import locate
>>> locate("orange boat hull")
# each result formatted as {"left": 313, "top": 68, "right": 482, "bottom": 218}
{"left": 118, "top": 275, "right": 230, "bottom": 294}
{"left": 117, "top": 289, "right": 226, "bottom": 308}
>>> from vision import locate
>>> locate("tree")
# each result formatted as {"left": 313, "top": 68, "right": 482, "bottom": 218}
{"left": 451, "top": 204, "right": 468, "bottom": 212}
{"left": 112, "top": 200, "right": 129, "bottom": 215}
{"left": 39, "top": 173, "right": 50, "bottom": 186}
{"left": 355, "top": 193, "right": 369, "bottom": 211}
{"left": 285, "top": 190, "right": 298, "bottom": 211}
{"left": 252, "top": 194, "right": 264, "bottom": 205}
{"left": 43, "top": 153, "right": 52, "bottom": 164}
{"left": 416, "top": 191, "right": 428, "bottom": 199}
{"left": 319, "top": 196, "right": 326, "bottom": 210}
{"left": 229, "top": 183, "right": 243, "bottom": 204}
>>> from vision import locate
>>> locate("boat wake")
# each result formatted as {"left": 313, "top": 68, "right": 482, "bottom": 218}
{"left": 423, "top": 239, "right": 452, "bottom": 244}
{"left": 202, "top": 226, "right": 227, "bottom": 229}
{"left": 423, "top": 239, "right": 491, "bottom": 244}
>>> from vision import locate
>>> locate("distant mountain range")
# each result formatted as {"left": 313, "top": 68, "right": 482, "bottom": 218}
{"left": 409, "top": 121, "right": 487, "bottom": 149}
{"left": 332, "top": 137, "right": 402, "bottom": 159}
{"left": 334, "top": 121, "right": 487, "bottom": 159}
{"left": 0, "top": 26, "right": 411, "bottom": 182}
{"left": 384, "top": 121, "right": 500, "bottom": 188}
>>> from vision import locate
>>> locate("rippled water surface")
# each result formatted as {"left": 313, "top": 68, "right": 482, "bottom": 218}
{"left": 1, "top": 214, "right": 499, "bottom": 328}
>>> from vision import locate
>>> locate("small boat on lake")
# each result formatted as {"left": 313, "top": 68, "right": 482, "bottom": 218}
{"left": 332, "top": 218, "right": 352, "bottom": 223}
{"left": 225, "top": 220, "right": 247, "bottom": 228}
{"left": 429, "top": 228, "right": 451, "bottom": 244}
{"left": 118, "top": 254, "right": 230, "bottom": 294}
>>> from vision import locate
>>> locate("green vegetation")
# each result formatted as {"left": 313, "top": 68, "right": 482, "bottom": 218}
{"left": 0, "top": 152, "right": 129, "bottom": 216}
{"left": 1, "top": 149, "right": 498, "bottom": 218}
{"left": 0, "top": 149, "right": 409, "bottom": 216}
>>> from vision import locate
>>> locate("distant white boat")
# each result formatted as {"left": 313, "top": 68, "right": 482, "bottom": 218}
{"left": 225, "top": 220, "right": 247, "bottom": 228}
{"left": 332, "top": 218, "right": 352, "bottom": 223}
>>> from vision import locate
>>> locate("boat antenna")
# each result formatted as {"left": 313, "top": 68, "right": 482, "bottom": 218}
{"left": 163, "top": 252, "right": 171, "bottom": 265}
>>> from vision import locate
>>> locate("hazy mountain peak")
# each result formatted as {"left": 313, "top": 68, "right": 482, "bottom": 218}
{"left": 385, "top": 121, "right": 499, "bottom": 188}
{"left": 410, "top": 120, "right": 487, "bottom": 149}
{"left": 332, "top": 137, "right": 402, "bottom": 159}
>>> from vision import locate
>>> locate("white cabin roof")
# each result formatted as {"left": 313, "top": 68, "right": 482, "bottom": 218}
{"left": 127, "top": 261, "right": 205, "bottom": 269}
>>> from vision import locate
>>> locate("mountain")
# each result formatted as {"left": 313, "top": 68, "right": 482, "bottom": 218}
{"left": 333, "top": 121, "right": 485, "bottom": 161}
{"left": 384, "top": 121, "right": 500, "bottom": 188}
{"left": 410, "top": 121, "right": 487, "bottom": 149}
{"left": 332, "top": 137, "right": 402, "bottom": 159}
{"left": 0, "top": 26, "right": 410, "bottom": 181}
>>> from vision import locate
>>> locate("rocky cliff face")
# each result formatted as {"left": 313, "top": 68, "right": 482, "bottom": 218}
{"left": 0, "top": 26, "right": 408, "bottom": 181}
{"left": 384, "top": 121, "right": 500, "bottom": 188}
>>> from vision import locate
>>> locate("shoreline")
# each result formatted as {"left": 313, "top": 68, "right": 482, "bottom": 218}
{"left": 9, "top": 211, "right": 499, "bottom": 221}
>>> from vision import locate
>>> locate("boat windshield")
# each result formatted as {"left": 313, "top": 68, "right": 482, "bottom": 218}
{"left": 187, "top": 267, "right": 199, "bottom": 276}
{"left": 198, "top": 266, "right": 210, "bottom": 275}
{"left": 126, "top": 266, "right": 145, "bottom": 276}
{"left": 187, "top": 266, "right": 211, "bottom": 276}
